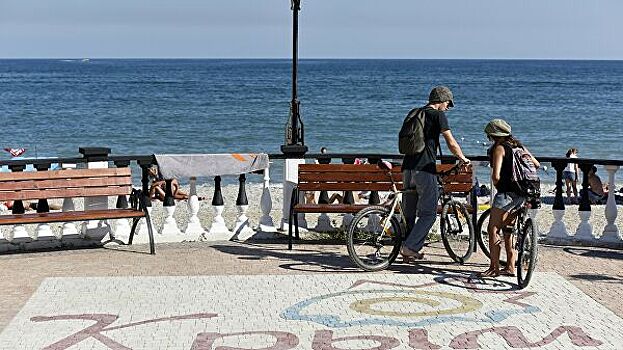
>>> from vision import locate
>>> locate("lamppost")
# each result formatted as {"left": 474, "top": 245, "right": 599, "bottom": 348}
{"left": 280, "top": 0, "right": 308, "bottom": 156}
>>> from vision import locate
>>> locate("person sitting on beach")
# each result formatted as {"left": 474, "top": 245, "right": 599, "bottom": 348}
{"left": 148, "top": 165, "right": 203, "bottom": 201}
{"left": 480, "top": 119, "right": 539, "bottom": 278}
{"left": 563, "top": 148, "right": 579, "bottom": 204}
{"left": 587, "top": 166, "right": 608, "bottom": 204}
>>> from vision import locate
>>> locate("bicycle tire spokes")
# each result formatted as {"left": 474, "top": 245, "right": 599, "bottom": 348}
{"left": 347, "top": 206, "right": 402, "bottom": 271}
{"left": 517, "top": 217, "right": 538, "bottom": 289}
{"left": 440, "top": 201, "right": 475, "bottom": 264}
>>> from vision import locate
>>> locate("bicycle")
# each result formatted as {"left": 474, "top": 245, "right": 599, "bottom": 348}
{"left": 346, "top": 161, "right": 475, "bottom": 271}
{"left": 475, "top": 196, "right": 539, "bottom": 288}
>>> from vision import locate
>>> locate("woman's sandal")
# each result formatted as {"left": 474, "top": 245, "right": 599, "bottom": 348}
{"left": 478, "top": 269, "right": 500, "bottom": 277}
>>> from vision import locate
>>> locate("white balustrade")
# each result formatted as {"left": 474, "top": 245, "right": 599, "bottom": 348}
{"left": 206, "top": 176, "right": 233, "bottom": 241}
{"left": 82, "top": 160, "right": 112, "bottom": 240}
{"left": 575, "top": 210, "right": 594, "bottom": 241}
{"left": 113, "top": 195, "right": 132, "bottom": 240}
{"left": 281, "top": 158, "right": 306, "bottom": 230}
{"left": 601, "top": 165, "right": 621, "bottom": 243}
{"left": 548, "top": 209, "right": 570, "bottom": 240}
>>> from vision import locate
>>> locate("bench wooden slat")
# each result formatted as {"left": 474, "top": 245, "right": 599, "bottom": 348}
{"left": 299, "top": 172, "right": 403, "bottom": 182}
{"left": 298, "top": 183, "right": 403, "bottom": 192}
{"left": 0, "top": 186, "right": 131, "bottom": 201}
{"left": 293, "top": 204, "right": 369, "bottom": 213}
{"left": 0, "top": 168, "right": 131, "bottom": 182}
{"left": 0, "top": 176, "right": 132, "bottom": 191}
{"left": 0, "top": 209, "right": 145, "bottom": 225}
{"left": 443, "top": 183, "right": 474, "bottom": 193}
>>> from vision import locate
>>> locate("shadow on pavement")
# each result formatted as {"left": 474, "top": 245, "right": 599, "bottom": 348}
{"left": 562, "top": 247, "right": 623, "bottom": 260}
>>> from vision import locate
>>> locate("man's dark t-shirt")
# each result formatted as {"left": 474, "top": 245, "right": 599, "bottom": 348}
{"left": 401, "top": 106, "right": 449, "bottom": 174}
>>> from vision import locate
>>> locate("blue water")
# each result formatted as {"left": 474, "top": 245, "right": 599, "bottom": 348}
{"left": 1, "top": 59, "right": 622, "bottom": 163}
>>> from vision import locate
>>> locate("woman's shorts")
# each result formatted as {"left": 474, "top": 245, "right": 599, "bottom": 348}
{"left": 563, "top": 170, "right": 576, "bottom": 182}
{"left": 492, "top": 192, "right": 526, "bottom": 212}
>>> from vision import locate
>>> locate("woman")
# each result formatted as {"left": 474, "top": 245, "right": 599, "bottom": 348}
{"left": 481, "top": 119, "right": 540, "bottom": 277}
{"left": 563, "top": 148, "right": 579, "bottom": 203}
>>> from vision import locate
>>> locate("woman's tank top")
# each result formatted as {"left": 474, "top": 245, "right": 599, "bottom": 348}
{"left": 565, "top": 154, "right": 577, "bottom": 172}
{"left": 491, "top": 143, "right": 518, "bottom": 193}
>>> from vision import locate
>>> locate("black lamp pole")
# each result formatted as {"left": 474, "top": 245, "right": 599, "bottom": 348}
{"left": 281, "top": 0, "right": 308, "bottom": 156}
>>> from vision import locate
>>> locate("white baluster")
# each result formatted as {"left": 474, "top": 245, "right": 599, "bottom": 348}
{"left": 341, "top": 214, "right": 354, "bottom": 231}
{"left": 601, "top": 165, "right": 621, "bottom": 243}
{"left": 185, "top": 177, "right": 206, "bottom": 239}
{"left": 233, "top": 174, "right": 255, "bottom": 240}
{"left": 161, "top": 206, "right": 181, "bottom": 236}
{"left": 258, "top": 166, "right": 277, "bottom": 233}
{"left": 135, "top": 206, "right": 154, "bottom": 242}
{"left": 60, "top": 197, "right": 78, "bottom": 239}
{"left": 548, "top": 209, "right": 570, "bottom": 241}
{"left": 315, "top": 213, "right": 336, "bottom": 232}
{"left": 11, "top": 201, "right": 29, "bottom": 241}
{"left": 205, "top": 176, "right": 232, "bottom": 240}
{"left": 575, "top": 211, "right": 594, "bottom": 241}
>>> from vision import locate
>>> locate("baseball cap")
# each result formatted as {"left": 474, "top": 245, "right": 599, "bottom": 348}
{"left": 429, "top": 86, "right": 454, "bottom": 107}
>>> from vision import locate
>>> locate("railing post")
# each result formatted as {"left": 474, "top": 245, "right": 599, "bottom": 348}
{"left": 575, "top": 163, "right": 595, "bottom": 241}
{"left": 314, "top": 156, "right": 335, "bottom": 232}
{"left": 8, "top": 164, "right": 28, "bottom": 241}
{"left": 601, "top": 165, "right": 621, "bottom": 243}
{"left": 135, "top": 161, "right": 155, "bottom": 240}
{"left": 184, "top": 177, "right": 206, "bottom": 239}
{"left": 112, "top": 160, "right": 131, "bottom": 240}
{"left": 207, "top": 176, "right": 232, "bottom": 240}
{"left": 547, "top": 160, "right": 570, "bottom": 241}
{"left": 258, "top": 165, "right": 277, "bottom": 233}
{"left": 233, "top": 174, "right": 254, "bottom": 240}
{"left": 160, "top": 179, "right": 182, "bottom": 235}
{"left": 79, "top": 147, "right": 112, "bottom": 240}
{"left": 33, "top": 163, "right": 53, "bottom": 240}
{"left": 340, "top": 157, "right": 356, "bottom": 230}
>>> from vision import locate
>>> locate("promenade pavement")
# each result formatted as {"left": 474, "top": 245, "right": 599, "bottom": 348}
{"left": 0, "top": 239, "right": 621, "bottom": 349}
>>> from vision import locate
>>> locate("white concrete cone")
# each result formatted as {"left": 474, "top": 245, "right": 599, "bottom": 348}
{"left": 161, "top": 204, "right": 181, "bottom": 235}
{"left": 315, "top": 213, "right": 336, "bottom": 233}
{"left": 364, "top": 213, "right": 381, "bottom": 233}
{"left": 341, "top": 213, "right": 354, "bottom": 231}
{"left": 136, "top": 206, "right": 153, "bottom": 237}
{"left": 61, "top": 197, "right": 78, "bottom": 238}
{"left": 34, "top": 223, "right": 53, "bottom": 240}
{"left": 233, "top": 204, "right": 255, "bottom": 240}
{"left": 547, "top": 209, "right": 569, "bottom": 240}
{"left": 11, "top": 225, "right": 29, "bottom": 240}
{"left": 206, "top": 205, "right": 232, "bottom": 240}
{"left": 185, "top": 178, "right": 205, "bottom": 239}
{"left": 574, "top": 211, "right": 594, "bottom": 241}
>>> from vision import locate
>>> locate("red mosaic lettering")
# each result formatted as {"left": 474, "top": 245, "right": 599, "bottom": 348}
{"left": 449, "top": 325, "right": 603, "bottom": 349}
{"left": 408, "top": 329, "right": 441, "bottom": 349}
{"left": 191, "top": 331, "right": 298, "bottom": 350}
{"left": 312, "top": 330, "right": 400, "bottom": 350}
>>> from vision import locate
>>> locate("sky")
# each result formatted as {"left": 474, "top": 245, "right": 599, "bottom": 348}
{"left": 0, "top": 0, "right": 621, "bottom": 59}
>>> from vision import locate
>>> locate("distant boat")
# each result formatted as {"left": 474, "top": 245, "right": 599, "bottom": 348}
{"left": 81, "top": 58, "right": 90, "bottom": 62}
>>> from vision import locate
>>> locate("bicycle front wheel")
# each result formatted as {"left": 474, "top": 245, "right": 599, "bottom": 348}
{"left": 440, "top": 200, "right": 475, "bottom": 264}
{"left": 347, "top": 206, "right": 403, "bottom": 271}
{"left": 517, "top": 218, "right": 538, "bottom": 289}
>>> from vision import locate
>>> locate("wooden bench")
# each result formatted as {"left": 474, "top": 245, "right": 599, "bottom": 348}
{"left": 0, "top": 167, "right": 155, "bottom": 254}
{"left": 288, "top": 162, "right": 476, "bottom": 249}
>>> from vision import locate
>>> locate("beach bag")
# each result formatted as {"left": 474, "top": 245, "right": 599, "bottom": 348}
{"left": 398, "top": 108, "right": 426, "bottom": 155}
{"left": 511, "top": 147, "right": 541, "bottom": 197}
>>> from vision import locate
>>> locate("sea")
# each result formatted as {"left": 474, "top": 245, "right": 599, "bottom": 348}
{"left": 1, "top": 59, "right": 622, "bottom": 183}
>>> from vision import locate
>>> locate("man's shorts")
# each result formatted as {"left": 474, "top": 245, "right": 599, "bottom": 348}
{"left": 492, "top": 192, "right": 525, "bottom": 212}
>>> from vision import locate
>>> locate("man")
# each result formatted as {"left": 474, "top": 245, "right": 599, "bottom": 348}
{"left": 400, "top": 86, "right": 470, "bottom": 260}
{"left": 587, "top": 166, "right": 607, "bottom": 204}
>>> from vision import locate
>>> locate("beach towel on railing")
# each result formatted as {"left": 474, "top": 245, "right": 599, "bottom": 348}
{"left": 154, "top": 153, "right": 269, "bottom": 179}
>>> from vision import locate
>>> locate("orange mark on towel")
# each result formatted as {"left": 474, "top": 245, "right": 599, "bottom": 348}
{"left": 231, "top": 154, "right": 247, "bottom": 162}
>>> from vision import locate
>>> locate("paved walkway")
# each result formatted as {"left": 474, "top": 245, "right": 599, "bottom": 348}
{"left": 0, "top": 240, "right": 621, "bottom": 349}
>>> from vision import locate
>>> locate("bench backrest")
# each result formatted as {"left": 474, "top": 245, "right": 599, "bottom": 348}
{"left": 298, "top": 163, "right": 473, "bottom": 194}
{"left": 0, "top": 168, "right": 133, "bottom": 201}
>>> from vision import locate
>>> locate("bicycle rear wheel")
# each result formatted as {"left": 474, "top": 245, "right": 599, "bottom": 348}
{"left": 517, "top": 217, "right": 538, "bottom": 288}
{"left": 347, "top": 206, "right": 403, "bottom": 271}
{"left": 440, "top": 200, "right": 475, "bottom": 264}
